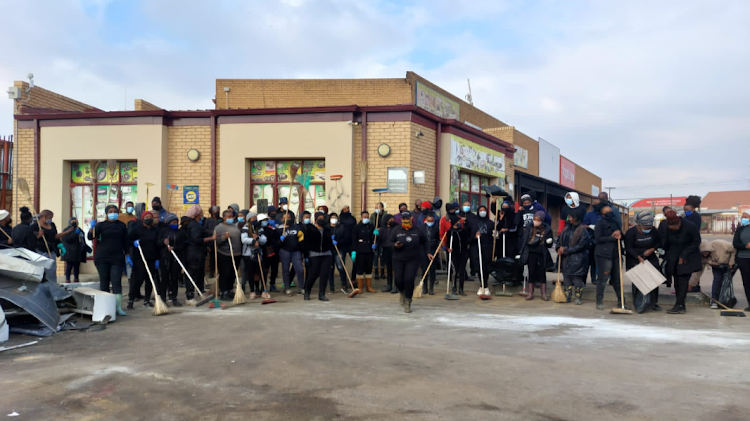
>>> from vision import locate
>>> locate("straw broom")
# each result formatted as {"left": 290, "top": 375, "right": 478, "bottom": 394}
{"left": 17, "top": 178, "right": 51, "bottom": 257}
{"left": 136, "top": 244, "right": 169, "bottom": 315}
{"left": 552, "top": 255, "right": 566, "bottom": 303}
{"left": 228, "top": 238, "right": 246, "bottom": 304}
{"left": 170, "top": 249, "right": 211, "bottom": 306}
{"left": 282, "top": 162, "right": 301, "bottom": 236}
{"left": 414, "top": 232, "right": 447, "bottom": 299}
{"left": 106, "top": 160, "right": 117, "bottom": 205}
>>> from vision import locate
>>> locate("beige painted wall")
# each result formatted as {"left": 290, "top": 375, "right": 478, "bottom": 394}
{"left": 39, "top": 125, "right": 169, "bottom": 223}
{"left": 219, "top": 122, "right": 354, "bottom": 210}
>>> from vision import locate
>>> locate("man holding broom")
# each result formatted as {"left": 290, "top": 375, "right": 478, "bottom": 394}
{"left": 184, "top": 205, "right": 216, "bottom": 302}
{"left": 128, "top": 211, "right": 161, "bottom": 309}
{"left": 215, "top": 209, "right": 243, "bottom": 300}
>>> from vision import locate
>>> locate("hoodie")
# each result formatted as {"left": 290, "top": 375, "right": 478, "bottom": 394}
{"left": 700, "top": 239, "right": 736, "bottom": 267}
{"left": 559, "top": 192, "right": 588, "bottom": 235}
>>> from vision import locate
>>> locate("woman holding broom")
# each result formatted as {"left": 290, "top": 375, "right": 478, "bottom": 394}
{"left": 467, "top": 205, "right": 495, "bottom": 295}
{"left": 128, "top": 211, "right": 162, "bottom": 309}
{"left": 32, "top": 209, "right": 74, "bottom": 283}
{"left": 389, "top": 211, "right": 429, "bottom": 313}
{"left": 517, "top": 211, "right": 553, "bottom": 301}
{"left": 556, "top": 212, "right": 591, "bottom": 305}
{"left": 62, "top": 217, "right": 89, "bottom": 283}
{"left": 88, "top": 205, "right": 129, "bottom": 316}
{"left": 302, "top": 212, "right": 334, "bottom": 301}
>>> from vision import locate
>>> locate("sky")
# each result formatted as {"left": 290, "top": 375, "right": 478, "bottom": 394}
{"left": 1, "top": 0, "right": 749, "bottom": 203}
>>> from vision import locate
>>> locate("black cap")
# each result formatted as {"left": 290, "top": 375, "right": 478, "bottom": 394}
{"left": 400, "top": 211, "right": 412, "bottom": 219}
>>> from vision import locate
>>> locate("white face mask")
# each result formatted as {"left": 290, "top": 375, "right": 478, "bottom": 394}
{"left": 533, "top": 220, "right": 542, "bottom": 227}
{"left": 282, "top": 205, "right": 288, "bottom": 211}
{"left": 330, "top": 218, "right": 338, "bottom": 225}
{"left": 479, "top": 211, "right": 487, "bottom": 218}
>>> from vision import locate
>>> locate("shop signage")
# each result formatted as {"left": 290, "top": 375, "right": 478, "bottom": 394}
{"left": 514, "top": 146, "right": 528, "bottom": 169}
{"left": 592, "top": 185, "right": 600, "bottom": 196}
{"left": 560, "top": 157, "right": 576, "bottom": 189}
{"left": 538, "top": 137, "right": 560, "bottom": 184}
{"left": 630, "top": 197, "right": 687, "bottom": 208}
{"left": 183, "top": 185, "right": 199, "bottom": 209}
{"left": 387, "top": 167, "right": 409, "bottom": 194}
{"left": 449, "top": 135, "right": 505, "bottom": 178}
{"left": 416, "top": 81, "right": 459, "bottom": 119}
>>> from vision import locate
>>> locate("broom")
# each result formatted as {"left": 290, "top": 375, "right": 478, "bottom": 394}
{"left": 17, "top": 178, "right": 51, "bottom": 258}
{"left": 496, "top": 233, "right": 514, "bottom": 297}
{"left": 552, "top": 254, "right": 566, "bottom": 303}
{"left": 334, "top": 243, "right": 359, "bottom": 298}
{"left": 136, "top": 244, "right": 169, "bottom": 316}
{"left": 415, "top": 232, "right": 447, "bottom": 299}
{"left": 170, "top": 249, "right": 212, "bottom": 306}
{"left": 477, "top": 236, "right": 492, "bottom": 300}
{"left": 228, "top": 238, "right": 246, "bottom": 304}
{"left": 445, "top": 235, "right": 459, "bottom": 300}
{"left": 702, "top": 293, "right": 746, "bottom": 317}
{"left": 610, "top": 240, "right": 633, "bottom": 315}
{"left": 257, "top": 253, "right": 276, "bottom": 304}
{"left": 107, "top": 159, "right": 117, "bottom": 204}
{"left": 282, "top": 162, "right": 301, "bottom": 236}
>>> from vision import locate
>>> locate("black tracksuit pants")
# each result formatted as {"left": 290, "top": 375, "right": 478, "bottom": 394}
{"left": 242, "top": 255, "right": 262, "bottom": 293}
{"left": 160, "top": 257, "right": 181, "bottom": 301}
{"left": 394, "top": 258, "right": 421, "bottom": 299}
{"left": 455, "top": 247, "right": 471, "bottom": 290}
{"left": 185, "top": 256, "right": 206, "bottom": 300}
{"left": 130, "top": 257, "right": 158, "bottom": 301}
{"left": 305, "top": 255, "right": 332, "bottom": 296}
{"left": 217, "top": 253, "right": 239, "bottom": 293}
{"left": 268, "top": 253, "right": 279, "bottom": 286}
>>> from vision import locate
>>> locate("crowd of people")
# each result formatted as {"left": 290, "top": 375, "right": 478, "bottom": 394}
{"left": 1, "top": 191, "right": 749, "bottom": 316}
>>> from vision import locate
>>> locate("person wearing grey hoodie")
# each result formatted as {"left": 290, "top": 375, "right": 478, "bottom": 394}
{"left": 558, "top": 192, "right": 588, "bottom": 236}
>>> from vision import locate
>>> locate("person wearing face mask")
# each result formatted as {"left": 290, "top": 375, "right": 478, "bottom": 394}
{"left": 158, "top": 213, "right": 186, "bottom": 307}
{"left": 118, "top": 201, "right": 137, "bottom": 226}
{"left": 128, "top": 211, "right": 162, "bottom": 308}
{"left": 443, "top": 206, "right": 470, "bottom": 296}
{"left": 377, "top": 214, "right": 398, "bottom": 293}
{"left": 593, "top": 203, "right": 628, "bottom": 310}
{"left": 0, "top": 209, "right": 12, "bottom": 247}
{"left": 301, "top": 213, "right": 334, "bottom": 301}
{"left": 439, "top": 202, "right": 459, "bottom": 247}
{"left": 468, "top": 205, "right": 495, "bottom": 294}
{"left": 62, "top": 217, "right": 90, "bottom": 283}
{"left": 624, "top": 211, "right": 662, "bottom": 312}
{"left": 394, "top": 203, "right": 409, "bottom": 224}
{"left": 184, "top": 205, "right": 217, "bottom": 302}
{"left": 661, "top": 210, "right": 702, "bottom": 314}
{"left": 277, "top": 212, "right": 305, "bottom": 296}
{"left": 699, "top": 238, "right": 736, "bottom": 310}
{"left": 214, "top": 209, "right": 243, "bottom": 299}
{"left": 418, "top": 213, "right": 441, "bottom": 295}
{"left": 88, "top": 205, "right": 129, "bottom": 316}
{"left": 556, "top": 212, "right": 591, "bottom": 305}
{"left": 683, "top": 195, "right": 704, "bottom": 292}
{"left": 372, "top": 202, "right": 386, "bottom": 280}
{"left": 389, "top": 211, "right": 429, "bottom": 313}
{"left": 12, "top": 207, "right": 37, "bottom": 251}
{"left": 32, "top": 209, "right": 73, "bottom": 283}
{"left": 328, "top": 213, "right": 348, "bottom": 293}
{"left": 203, "top": 206, "right": 223, "bottom": 279}
{"left": 240, "top": 212, "right": 263, "bottom": 298}
{"left": 329, "top": 211, "right": 353, "bottom": 293}
{"left": 151, "top": 197, "right": 168, "bottom": 223}
{"left": 518, "top": 211, "right": 554, "bottom": 301}
{"left": 491, "top": 199, "right": 519, "bottom": 271}
{"left": 275, "top": 197, "right": 295, "bottom": 225}
{"left": 458, "top": 201, "right": 479, "bottom": 280}
{"left": 352, "top": 211, "right": 377, "bottom": 293}
{"left": 732, "top": 211, "right": 750, "bottom": 312}
{"left": 559, "top": 192, "right": 587, "bottom": 236}
{"left": 515, "top": 192, "right": 551, "bottom": 230}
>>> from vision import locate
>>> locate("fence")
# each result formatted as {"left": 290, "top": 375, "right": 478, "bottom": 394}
{"left": 0, "top": 135, "right": 12, "bottom": 210}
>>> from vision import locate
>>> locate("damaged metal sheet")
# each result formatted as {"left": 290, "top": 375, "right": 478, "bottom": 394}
{"left": 0, "top": 248, "right": 54, "bottom": 270}
{"left": 0, "top": 253, "right": 45, "bottom": 282}
{"left": 0, "top": 275, "right": 72, "bottom": 331}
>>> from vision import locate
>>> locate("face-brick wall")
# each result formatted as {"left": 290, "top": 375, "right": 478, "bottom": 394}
{"left": 13, "top": 82, "right": 98, "bottom": 114}
{"left": 134, "top": 99, "right": 161, "bottom": 111}
{"left": 166, "top": 126, "right": 213, "bottom": 216}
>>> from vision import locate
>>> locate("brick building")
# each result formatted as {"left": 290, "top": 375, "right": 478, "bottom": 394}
{"left": 10, "top": 72, "right": 615, "bottom": 274}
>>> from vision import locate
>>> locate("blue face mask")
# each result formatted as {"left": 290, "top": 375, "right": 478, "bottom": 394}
{"left": 362, "top": 218, "right": 370, "bottom": 225}
{"left": 462, "top": 206, "right": 470, "bottom": 213}
{"left": 107, "top": 213, "right": 118, "bottom": 221}
{"left": 685, "top": 210, "right": 693, "bottom": 217}
{"left": 238, "top": 217, "right": 245, "bottom": 223}
{"left": 226, "top": 218, "right": 234, "bottom": 224}
{"left": 261, "top": 221, "right": 268, "bottom": 227}
{"left": 742, "top": 218, "right": 750, "bottom": 226}
{"left": 426, "top": 222, "right": 434, "bottom": 227}
{"left": 303, "top": 218, "right": 311, "bottom": 225}
{"left": 565, "top": 198, "right": 573, "bottom": 206}
{"left": 126, "top": 206, "right": 134, "bottom": 214}
{"left": 523, "top": 204, "right": 532, "bottom": 210}
{"left": 198, "top": 219, "right": 204, "bottom": 225}
{"left": 642, "top": 228, "right": 652, "bottom": 233}
{"left": 169, "top": 224, "right": 179, "bottom": 230}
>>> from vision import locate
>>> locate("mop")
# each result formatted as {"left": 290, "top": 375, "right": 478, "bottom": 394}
{"left": 257, "top": 253, "right": 276, "bottom": 304}
{"left": 610, "top": 241, "right": 633, "bottom": 315}
{"left": 702, "top": 293, "right": 746, "bottom": 317}
{"left": 136, "top": 245, "right": 169, "bottom": 316}
{"left": 477, "top": 238, "right": 491, "bottom": 300}
{"left": 334, "top": 243, "right": 359, "bottom": 297}
{"left": 495, "top": 233, "right": 514, "bottom": 297}
{"left": 551, "top": 256, "right": 567, "bottom": 303}
{"left": 170, "top": 249, "right": 212, "bottom": 306}
{"left": 444, "top": 236, "right": 459, "bottom": 300}
{"left": 414, "top": 233, "right": 447, "bottom": 299}
{"left": 229, "top": 240, "right": 246, "bottom": 305}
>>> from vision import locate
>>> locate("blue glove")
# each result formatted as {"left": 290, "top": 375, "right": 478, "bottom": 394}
{"left": 133, "top": 240, "right": 140, "bottom": 248}
{"left": 259, "top": 235, "right": 267, "bottom": 245}
{"left": 57, "top": 243, "right": 66, "bottom": 256}
{"left": 90, "top": 220, "right": 97, "bottom": 229}
{"left": 75, "top": 228, "right": 81, "bottom": 234}
{"left": 351, "top": 251, "right": 357, "bottom": 262}
{"left": 373, "top": 229, "right": 379, "bottom": 236}
{"left": 126, "top": 256, "right": 133, "bottom": 267}
{"left": 155, "top": 260, "right": 160, "bottom": 270}
{"left": 371, "top": 244, "right": 377, "bottom": 250}
{"left": 269, "top": 220, "right": 276, "bottom": 228}
{"left": 280, "top": 235, "right": 286, "bottom": 242}
{"left": 333, "top": 239, "right": 338, "bottom": 246}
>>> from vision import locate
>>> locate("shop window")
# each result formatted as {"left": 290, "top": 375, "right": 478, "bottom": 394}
{"left": 70, "top": 161, "right": 138, "bottom": 256}
{"left": 250, "top": 159, "right": 325, "bottom": 217}
{"left": 458, "top": 171, "right": 489, "bottom": 212}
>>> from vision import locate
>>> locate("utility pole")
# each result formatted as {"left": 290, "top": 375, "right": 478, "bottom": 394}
{"left": 604, "top": 186, "right": 615, "bottom": 199}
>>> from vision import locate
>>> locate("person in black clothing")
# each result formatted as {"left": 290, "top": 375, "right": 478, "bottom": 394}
{"left": 594, "top": 203, "right": 627, "bottom": 310}
{"left": 389, "top": 211, "right": 429, "bottom": 313}
{"left": 328, "top": 213, "right": 351, "bottom": 294}
{"left": 61, "top": 217, "right": 89, "bottom": 283}
{"left": 447, "top": 209, "right": 471, "bottom": 296}
{"left": 518, "top": 211, "right": 554, "bottom": 301}
{"left": 32, "top": 209, "right": 73, "bottom": 283}
{"left": 418, "top": 213, "right": 441, "bottom": 295}
{"left": 459, "top": 200, "right": 479, "bottom": 280}
{"left": 662, "top": 210, "right": 702, "bottom": 314}
{"left": 352, "top": 211, "right": 377, "bottom": 293}
{"left": 556, "top": 212, "right": 591, "bottom": 305}
{"left": 684, "top": 195, "right": 704, "bottom": 292}
{"left": 277, "top": 212, "right": 306, "bottom": 296}
{"left": 468, "top": 205, "right": 495, "bottom": 294}
{"left": 0, "top": 209, "right": 11, "bottom": 247}
{"left": 128, "top": 211, "right": 162, "bottom": 308}
{"left": 11, "top": 207, "right": 37, "bottom": 252}
{"left": 204, "top": 206, "right": 223, "bottom": 278}
{"left": 159, "top": 214, "right": 186, "bottom": 307}
{"left": 378, "top": 214, "right": 398, "bottom": 293}
{"left": 303, "top": 213, "right": 334, "bottom": 301}
{"left": 372, "top": 202, "right": 386, "bottom": 280}
{"left": 88, "top": 205, "right": 129, "bottom": 316}
{"left": 184, "top": 205, "right": 217, "bottom": 301}
{"left": 624, "top": 211, "right": 662, "bottom": 313}
{"left": 733, "top": 212, "right": 750, "bottom": 312}
{"left": 491, "top": 199, "right": 518, "bottom": 260}
{"left": 559, "top": 192, "right": 588, "bottom": 236}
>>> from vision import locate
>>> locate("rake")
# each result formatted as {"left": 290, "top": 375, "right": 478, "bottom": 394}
{"left": 610, "top": 241, "right": 633, "bottom": 315}
{"left": 16, "top": 178, "right": 50, "bottom": 257}
{"left": 414, "top": 232, "right": 447, "bottom": 299}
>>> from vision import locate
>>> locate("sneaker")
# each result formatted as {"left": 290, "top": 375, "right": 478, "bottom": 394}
{"left": 710, "top": 302, "right": 718, "bottom": 309}
{"left": 285, "top": 289, "right": 292, "bottom": 297}
{"left": 290, "top": 282, "right": 296, "bottom": 288}
{"left": 667, "top": 305, "right": 686, "bottom": 314}
{"left": 341, "top": 287, "right": 351, "bottom": 295}
{"left": 143, "top": 300, "right": 153, "bottom": 308}
{"left": 269, "top": 285, "right": 280, "bottom": 293}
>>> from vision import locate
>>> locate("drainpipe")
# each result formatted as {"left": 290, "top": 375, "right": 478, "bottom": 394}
{"left": 360, "top": 112, "right": 368, "bottom": 212}
{"left": 210, "top": 115, "right": 217, "bottom": 206}
{"left": 435, "top": 122, "right": 441, "bottom": 197}
{"left": 33, "top": 118, "right": 40, "bottom": 211}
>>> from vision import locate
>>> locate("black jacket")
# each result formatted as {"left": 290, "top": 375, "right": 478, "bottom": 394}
{"left": 304, "top": 225, "right": 333, "bottom": 254}
{"left": 733, "top": 225, "right": 750, "bottom": 252}
{"left": 277, "top": 223, "right": 305, "bottom": 253}
{"left": 159, "top": 226, "right": 188, "bottom": 262}
{"left": 31, "top": 222, "right": 59, "bottom": 255}
{"left": 557, "top": 223, "right": 591, "bottom": 276}
{"left": 624, "top": 227, "right": 661, "bottom": 271}
{"left": 11, "top": 222, "right": 37, "bottom": 252}
{"left": 389, "top": 225, "right": 427, "bottom": 261}
{"left": 418, "top": 223, "right": 441, "bottom": 254}
{"left": 518, "top": 223, "right": 553, "bottom": 266}
{"left": 332, "top": 223, "right": 353, "bottom": 249}
{"left": 468, "top": 214, "right": 494, "bottom": 248}
{"left": 87, "top": 220, "right": 129, "bottom": 265}
{"left": 685, "top": 212, "right": 702, "bottom": 230}
{"left": 377, "top": 223, "right": 396, "bottom": 249}
{"left": 662, "top": 219, "right": 702, "bottom": 276}
{"left": 62, "top": 228, "right": 88, "bottom": 263}
{"left": 185, "top": 220, "right": 210, "bottom": 260}
{"left": 338, "top": 212, "right": 357, "bottom": 246}
{"left": 353, "top": 222, "right": 375, "bottom": 254}
{"left": 0, "top": 224, "right": 12, "bottom": 248}
{"left": 594, "top": 216, "right": 621, "bottom": 258}
{"left": 129, "top": 223, "right": 161, "bottom": 261}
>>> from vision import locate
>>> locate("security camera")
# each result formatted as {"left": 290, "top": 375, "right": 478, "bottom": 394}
{"left": 27, "top": 73, "right": 34, "bottom": 88}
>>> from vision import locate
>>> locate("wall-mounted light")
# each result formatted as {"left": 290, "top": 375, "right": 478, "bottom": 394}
{"left": 187, "top": 149, "right": 200, "bottom": 162}
{"left": 377, "top": 143, "right": 391, "bottom": 158}
{"left": 415, "top": 131, "right": 424, "bottom": 138}
{"left": 347, "top": 120, "right": 361, "bottom": 126}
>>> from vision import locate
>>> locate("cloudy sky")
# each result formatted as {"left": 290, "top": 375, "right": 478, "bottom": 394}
{"left": 1, "top": 0, "right": 748, "bottom": 202}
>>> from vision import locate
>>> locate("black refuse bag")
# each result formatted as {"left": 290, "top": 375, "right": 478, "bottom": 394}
{"left": 490, "top": 257, "right": 521, "bottom": 285}
{"left": 719, "top": 267, "right": 738, "bottom": 309}
{"left": 631, "top": 284, "right": 651, "bottom": 314}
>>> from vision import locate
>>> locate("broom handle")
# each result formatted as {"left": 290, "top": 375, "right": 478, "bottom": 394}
{"left": 478, "top": 235, "right": 485, "bottom": 290}
{"left": 491, "top": 198, "right": 499, "bottom": 261}
{"left": 137, "top": 245, "right": 160, "bottom": 298}
{"left": 557, "top": 250, "right": 562, "bottom": 284}
{"left": 22, "top": 192, "right": 52, "bottom": 257}
{"left": 170, "top": 249, "right": 203, "bottom": 298}
{"left": 446, "top": 235, "right": 453, "bottom": 294}
{"left": 702, "top": 292, "right": 743, "bottom": 311}
{"left": 618, "top": 240, "right": 625, "bottom": 309}
{"left": 282, "top": 169, "right": 296, "bottom": 236}
{"left": 419, "top": 232, "right": 447, "bottom": 285}
{"left": 257, "top": 253, "right": 268, "bottom": 292}
{"left": 0, "top": 227, "right": 11, "bottom": 241}
{"left": 334, "top": 243, "right": 356, "bottom": 291}
{"left": 214, "top": 237, "right": 219, "bottom": 299}
{"left": 227, "top": 235, "right": 241, "bottom": 287}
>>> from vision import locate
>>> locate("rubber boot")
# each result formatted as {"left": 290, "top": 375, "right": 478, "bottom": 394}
{"left": 399, "top": 291, "right": 406, "bottom": 307}
{"left": 115, "top": 294, "right": 127, "bottom": 316}
{"left": 458, "top": 278, "right": 466, "bottom": 296}
{"left": 357, "top": 278, "right": 365, "bottom": 293}
{"left": 404, "top": 298, "right": 412, "bottom": 313}
{"left": 525, "top": 283, "right": 535, "bottom": 300}
{"left": 575, "top": 287, "right": 584, "bottom": 305}
{"left": 390, "top": 272, "right": 398, "bottom": 294}
{"left": 381, "top": 273, "right": 392, "bottom": 292}
{"left": 564, "top": 286, "right": 573, "bottom": 303}
{"left": 540, "top": 283, "right": 549, "bottom": 301}
{"left": 127, "top": 299, "right": 135, "bottom": 309}
{"left": 365, "top": 277, "right": 377, "bottom": 293}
